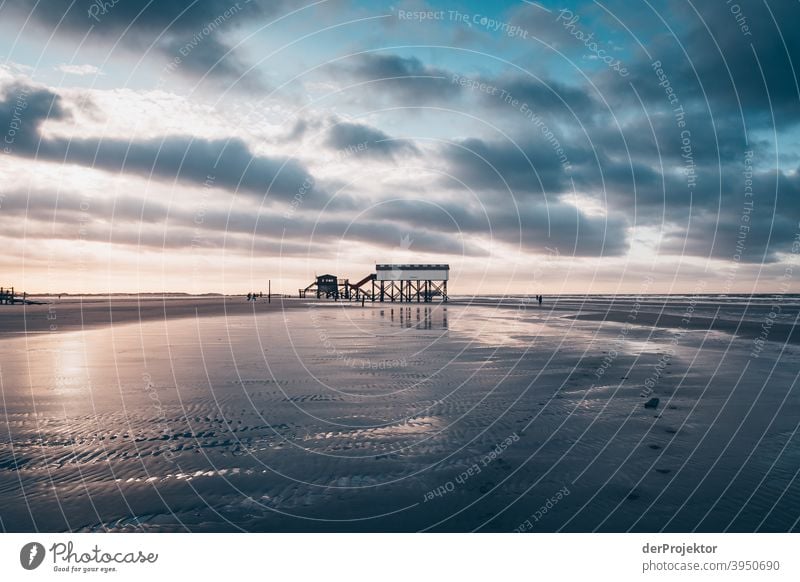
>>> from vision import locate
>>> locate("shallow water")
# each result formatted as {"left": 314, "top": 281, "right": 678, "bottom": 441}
{"left": 1, "top": 300, "right": 799, "bottom": 531}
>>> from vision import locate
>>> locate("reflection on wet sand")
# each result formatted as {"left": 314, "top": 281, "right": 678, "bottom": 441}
{"left": 381, "top": 306, "right": 448, "bottom": 330}
{"left": 0, "top": 299, "right": 798, "bottom": 532}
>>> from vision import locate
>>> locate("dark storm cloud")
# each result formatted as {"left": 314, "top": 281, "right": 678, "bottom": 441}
{"left": 310, "top": 218, "right": 481, "bottom": 256}
{"left": 585, "top": 110, "right": 753, "bottom": 171}
{"left": 285, "top": 119, "right": 309, "bottom": 142}
{"left": 429, "top": 0, "right": 800, "bottom": 260}
{"left": 605, "top": 0, "right": 800, "bottom": 128}
{"left": 0, "top": 186, "right": 311, "bottom": 254}
{"left": 325, "top": 121, "right": 418, "bottom": 159}
{"left": 0, "top": 83, "right": 67, "bottom": 151}
{"left": 516, "top": 201, "right": 629, "bottom": 257}
{"left": 660, "top": 165, "right": 800, "bottom": 263}
{"left": 332, "top": 47, "right": 746, "bottom": 251}
{"left": 437, "top": 0, "right": 800, "bottom": 235}
{"left": 563, "top": 1, "right": 800, "bottom": 264}
{"left": 0, "top": 83, "right": 312, "bottom": 201}
{"left": 569, "top": 0, "right": 800, "bottom": 214}
{"left": 366, "top": 198, "right": 629, "bottom": 257}
{"left": 160, "top": 34, "right": 257, "bottom": 88}
{"left": 0, "top": 186, "right": 484, "bottom": 258}
{"left": 0, "top": 214, "right": 316, "bottom": 256}
{"left": 440, "top": 135, "right": 588, "bottom": 195}
{"left": 0, "top": 0, "right": 280, "bottom": 87}
{"left": 481, "top": 74, "right": 597, "bottom": 118}
{"left": 0, "top": 188, "right": 170, "bottom": 225}
{"left": 338, "top": 51, "right": 596, "bottom": 117}
{"left": 49, "top": 135, "right": 310, "bottom": 201}
{"left": 431, "top": 110, "right": 791, "bottom": 263}
{"left": 660, "top": 211, "right": 799, "bottom": 264}
{"left": 336, "top": 53, "right": 460, "bottom": 104}
{"left": 696, "top": 1, "right": 800, "bottom": 125}
{"left": 5, "top": 0, "right": 800, "bottom": 269}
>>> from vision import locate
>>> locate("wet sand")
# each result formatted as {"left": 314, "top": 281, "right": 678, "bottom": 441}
{"left": 568, "top": 310, "right": 800, "bottom": 346}
{"left": 0, "top": 296, "right": 303, "bottom": 334}
{"left": 0, "top": 297, "right": 798, "bottom": 532}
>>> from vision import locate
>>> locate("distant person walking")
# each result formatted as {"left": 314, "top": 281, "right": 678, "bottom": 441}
{"left": 247, "top": 292, "right": 252, "bottom": 301}
{"left": 538, "top": 294, "right": 543, "bottom": 305}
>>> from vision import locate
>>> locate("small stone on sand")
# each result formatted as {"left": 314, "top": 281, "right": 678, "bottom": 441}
{"left": 644, "top": 397, "right": 659, "bottom": 409}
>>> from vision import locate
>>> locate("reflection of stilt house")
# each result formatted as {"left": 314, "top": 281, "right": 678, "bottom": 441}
{"left": 299, "top": 264, "right": 449, "bottom": 302}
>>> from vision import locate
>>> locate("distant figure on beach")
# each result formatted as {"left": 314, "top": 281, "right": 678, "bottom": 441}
{"left": 259, "top": 292, "right": 263, "bottom": 298}
{"left": 247, "top": 292, "right": 252, "bottom": 301}
{"left": 537, "top": 294, "right": 543, "bottom": 305}
{"left": 252, "top": 292, "right": 257, "bottom": 301}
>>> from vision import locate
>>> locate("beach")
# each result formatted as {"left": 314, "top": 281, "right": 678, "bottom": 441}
{"left": 0, "top": 295, "right": 798, "bottom": 532}
{"left": 0, "top": 295, "right": 301, "bottom": 334}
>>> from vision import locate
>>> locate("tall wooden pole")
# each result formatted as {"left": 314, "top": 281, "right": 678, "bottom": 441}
{"left": 268, "top": 279, "right": 271, "bottom": 303}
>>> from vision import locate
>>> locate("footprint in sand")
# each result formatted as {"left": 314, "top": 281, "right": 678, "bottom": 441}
{"left": 655, "top": 468, "right": 671, "bottom": 474}
{"left": 648, "top": 444, "right": 662, "bottom": 450}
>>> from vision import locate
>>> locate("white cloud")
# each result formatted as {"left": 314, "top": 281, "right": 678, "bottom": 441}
{"left": 57, "top": 64, "right": 103, "bottom": 76}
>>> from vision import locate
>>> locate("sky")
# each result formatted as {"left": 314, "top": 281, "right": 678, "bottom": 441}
{"left": 1, "top": 0, "right": 799, "bottom": 295}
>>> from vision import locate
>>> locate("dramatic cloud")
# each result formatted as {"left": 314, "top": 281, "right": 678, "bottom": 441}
{"left": 325, "top": 121, "right": 418, "bottom": 160}
{"left": 440, "top": 136, "right": 584, "bottom": 196}
{"left": 0, "top": 82, "right": 67, "bottom": 151}
{"left": 614, "top": 0, "right": 800, "bottom": 128}
{"left": 660, "top": 166, "right": 800, "bottom": 262}
{"left": 335, "top": 53, "right": 461, "bottom": 105}
{"left": 0, "top": 0, "right": 284, "bottom": 87}
{"left": 480, "top": 74, "right": 597, "bottom": 118}
{"left": 367, "top": 196, "right": 629, "bottom": 257}
{"left": 0, "top": 186, "right": 484, "bottom": 258}
{"left": 1, "top": 82, "right": 312, "bottom": 201}
{"left": 2, "top": 0, "right": 799, "bottom": 292}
